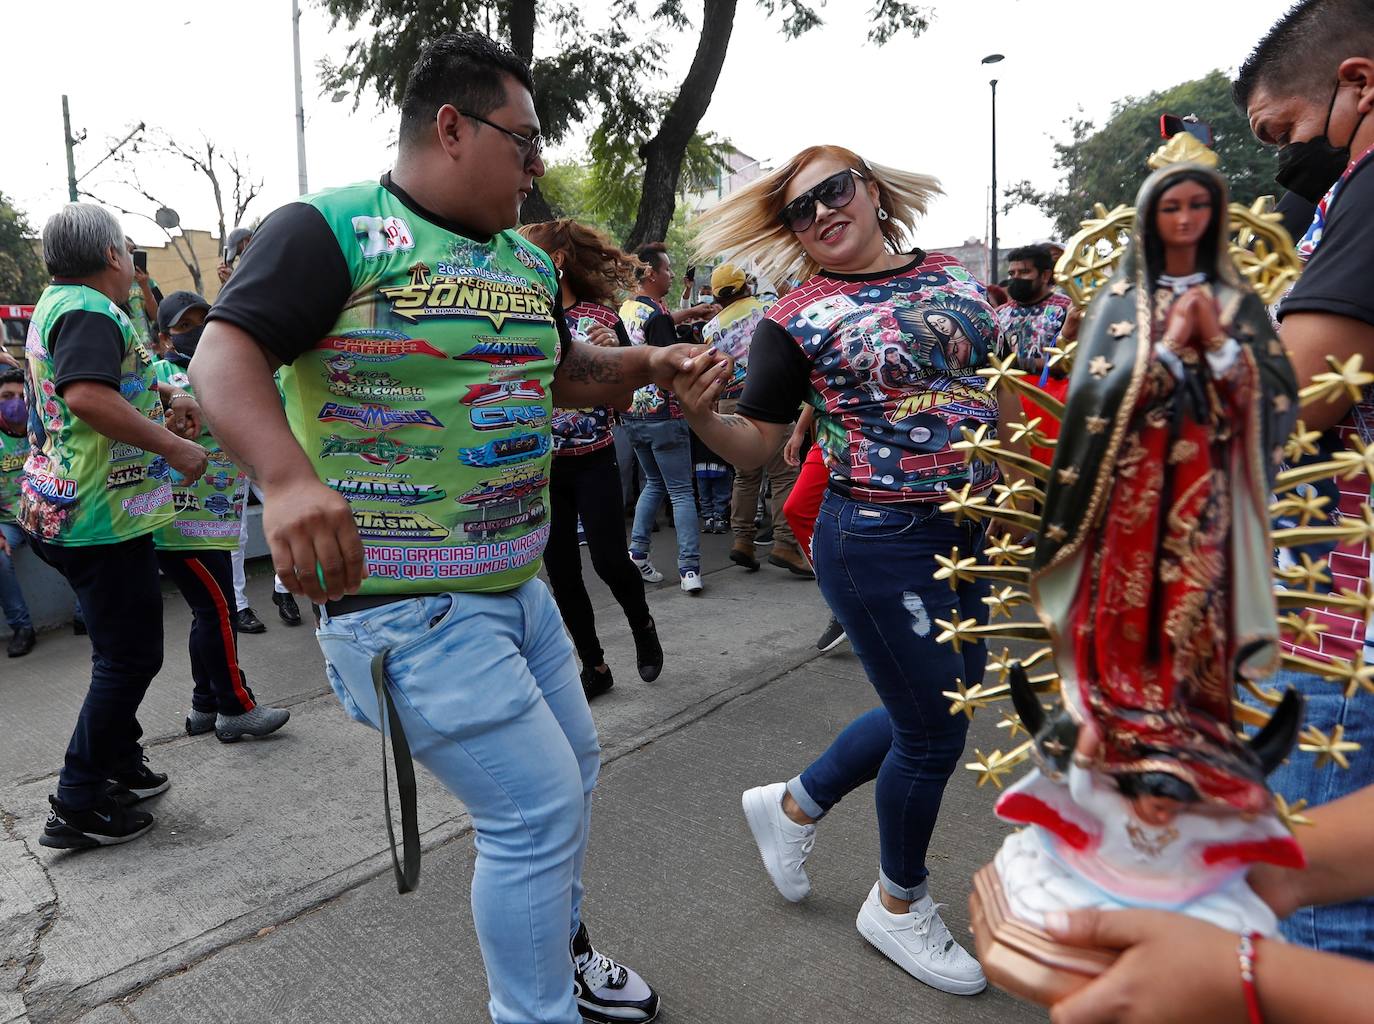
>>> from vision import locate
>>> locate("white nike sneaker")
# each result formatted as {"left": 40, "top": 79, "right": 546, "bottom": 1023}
{"left": 631, "top": 555, "right": 664, "bottom": 583}
{"left": 741, "top": 782, "right": 815, "bottom": 902}
{"left": 855, "top": 883, "right": 986, "bottom": 995}
{"left": 680, "top": 570, "right": 703, "bottom": 594}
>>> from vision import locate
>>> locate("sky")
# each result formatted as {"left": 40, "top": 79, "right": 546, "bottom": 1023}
{"left": 1, "top": 0, "right": 1299, "bottom": 253}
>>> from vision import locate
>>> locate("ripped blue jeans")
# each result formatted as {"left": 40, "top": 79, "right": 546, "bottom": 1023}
{"left": 791, "top": 491, "right": 988, "bottom": 902}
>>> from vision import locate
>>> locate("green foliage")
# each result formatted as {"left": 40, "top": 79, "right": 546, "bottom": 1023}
{"left": 537, "top": 158, "right": 702, "bottom": 294}
{"left": 0, "top": 193, "right": 47, "bottom": 303}
{"left": 1007, "top": 70, "right": 1278, "bottom": 240}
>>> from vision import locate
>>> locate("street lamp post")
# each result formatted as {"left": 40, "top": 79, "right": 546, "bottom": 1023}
{"left": 292, "top": 0, "right": 309, "bottom": 195}
{"left": 982, "top": 54, "right": 1005, "bottom": 283}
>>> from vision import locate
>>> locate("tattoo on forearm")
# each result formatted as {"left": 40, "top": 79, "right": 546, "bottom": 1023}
{"left": 719, "top": 414, "right": 751, "bottom": 431}
{"left": 559, "top": 344, "right": 625, "bottom": 385}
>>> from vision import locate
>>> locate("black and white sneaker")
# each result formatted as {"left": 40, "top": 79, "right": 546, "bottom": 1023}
{"left": 107, "top": 755, "right": 170, "bottom": 805}
{"left": 39, "top": 794, "right": 154, "bottom": 849}
{"left": 571, "top": 922, "right": 660, "bottom": 1023}
{"left": 816, "top": 616, "right": 847, "bottom": 653}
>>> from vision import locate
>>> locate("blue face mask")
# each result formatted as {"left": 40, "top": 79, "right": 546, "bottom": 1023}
{"left": 0, "top": 396, "right": 25, "bottom": 433}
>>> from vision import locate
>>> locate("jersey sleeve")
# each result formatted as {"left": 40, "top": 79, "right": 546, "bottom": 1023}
{"left": 49, "top": 309, "right": 128, "bottom": 392}
{"left": 1280, "top": 162, "right": 1374, "bottom": 328}
{"left": 207, "top": 202, "right": 353, "bottom": 364}
{"left": 734, "top": 318, "right": 812, "bottom": 423}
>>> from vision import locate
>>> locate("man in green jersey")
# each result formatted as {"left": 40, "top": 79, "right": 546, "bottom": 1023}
{"left": 193, "top": 33, "right": 701, "bottom": 1024}
{"left": 151, "top": 291, "right": 291, "bottom": 742}
{"left": 22, "top": 203, "right": 210, "bottom": 850}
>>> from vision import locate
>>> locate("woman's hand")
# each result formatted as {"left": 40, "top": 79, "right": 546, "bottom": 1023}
{"left": 585, "top": 323, "right": 618, "bottom": 348}
{"left": 1045, "top": 909, "right": 1244, "bottom": 1024}
{"left": 783, "top": 428, "right": 805, "bottom": 467}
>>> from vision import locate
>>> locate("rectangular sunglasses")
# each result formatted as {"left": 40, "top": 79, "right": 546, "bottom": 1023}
{"left": 778, "top": 168, "right": 866, "bottom": 233}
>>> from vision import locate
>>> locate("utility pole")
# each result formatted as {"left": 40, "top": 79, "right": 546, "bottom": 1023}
{"left": 990, "top": 77, "right": 999, "bottom": 281}
{"left": 62, "top": 95, "right": 79, "bottom": 202}
{"left": 292, "top": 0, "right": 309, "bottom": 195}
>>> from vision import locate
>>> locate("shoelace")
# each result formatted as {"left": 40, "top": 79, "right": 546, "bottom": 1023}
{"left": 910, "top": 901, "right": 956, "bottom": 954}
{"left": 575, "top": 948, "right": 628, "bottom": 991}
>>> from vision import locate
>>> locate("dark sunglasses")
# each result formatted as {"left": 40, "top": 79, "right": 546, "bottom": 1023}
{"left": 778, "top": 169, "right": 865, "bottom": 233}
{"left": 459, "top": 110, "right": 543, "bottom": 162}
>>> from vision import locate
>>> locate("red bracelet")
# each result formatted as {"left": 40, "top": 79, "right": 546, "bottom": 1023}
{"left": 1238, "top": 932, "right": 1263, "bottom": 1024}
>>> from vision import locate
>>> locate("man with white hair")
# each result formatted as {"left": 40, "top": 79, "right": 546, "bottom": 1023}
{"left": 20, "top": 203, "right": 209, "bottom": 850}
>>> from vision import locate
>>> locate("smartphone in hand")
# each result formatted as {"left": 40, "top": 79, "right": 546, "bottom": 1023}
{"left": 133, "top": 250, "right": 148, "bottom": 274}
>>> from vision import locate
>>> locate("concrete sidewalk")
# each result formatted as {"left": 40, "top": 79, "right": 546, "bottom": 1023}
{"left": 1, "top": 527, "right": 1043, "bottom": 1024}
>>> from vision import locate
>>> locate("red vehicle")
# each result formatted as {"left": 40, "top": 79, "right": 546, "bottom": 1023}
{"left": 2, "top": 304, "right": 33, "bottom": 363}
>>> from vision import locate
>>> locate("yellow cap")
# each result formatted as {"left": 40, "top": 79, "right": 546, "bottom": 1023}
{"left": 710, "top": 263, "right": 747, "bottom": 295}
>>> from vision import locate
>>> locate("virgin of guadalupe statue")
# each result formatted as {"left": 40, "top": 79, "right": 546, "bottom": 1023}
{"left": 1034, "top": 159, "right": 1299, "bottom": 816}
{"left": 965, "top": 161, "right": 1307, "bottom": 1005}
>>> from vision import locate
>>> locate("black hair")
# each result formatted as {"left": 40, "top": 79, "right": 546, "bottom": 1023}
{"left": 1142, "top": 170, "right": 1226, "bottom": 284}
{"left": 1233, "top": 0, "right": 1374, "bottom": 110}
{"left": 716, "top": 282, "right": 752, "bottom": 305}
{"left": 0, "top": 367, "right": 23, "bottom": 386}
{"left": 1006, "top": 245, "right": 1054, "bottom": 273}
{"left": 399, "top": 32, "right": 535, "bottom": 147}
{"left": 634, "top": 242, "right": 668, "bottom": 278}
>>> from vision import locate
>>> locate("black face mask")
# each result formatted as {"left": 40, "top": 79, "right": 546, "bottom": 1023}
{"left": 1006, "top": 278, "right": 1043, "bottom": 304}
{"left": 169, "top": 324, "right": 204, "bottom": 364}
{"left": 1275, "top": 82, "right": 1369, "bottom": 203}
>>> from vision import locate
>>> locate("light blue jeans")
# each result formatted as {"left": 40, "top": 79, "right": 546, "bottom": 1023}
{"left": 315, "top": 579, "right": 600, "bottom": 1023}
{"left": 1248, "top": 666, "right": 1374, "bottom": 960}
{"left": 0, "top": 522, "right": 34, "bottom": 632}
{"left": 624, "top": 417, "right": 700, "bottom": 574}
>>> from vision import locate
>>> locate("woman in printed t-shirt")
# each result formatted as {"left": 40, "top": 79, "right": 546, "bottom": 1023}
{"left": 518, "top": 220, "right": 664, "bottom": 700}
{"left": 682, "top": 145, "right": 1018, "bottom": 996}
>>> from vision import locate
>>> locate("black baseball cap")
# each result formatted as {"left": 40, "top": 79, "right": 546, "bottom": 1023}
{"left": 156, "top": 291, "right": 210, "bottom": 334}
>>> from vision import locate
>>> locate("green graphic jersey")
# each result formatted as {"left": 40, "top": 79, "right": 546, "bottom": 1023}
{"left": 19, "top": 285, "right": 174, "bottom": 545}
{"left": 269, "top": 181, "right": 562, "bottom": 595}
{"left": 151, "top": 359, "right": 247, "bottom": 550}
{"left": 0, "top": 429, "right": 26, "bottom": 524}
{"left": 126, "top": 278, "right": 159, "bottom": 346}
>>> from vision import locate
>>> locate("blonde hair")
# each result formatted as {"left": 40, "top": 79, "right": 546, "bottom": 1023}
{"left": 518, "top": 219, "right": 642, "bottom": 306}
{"left": 693, "top": 145, "right": 942, "bottom": 286}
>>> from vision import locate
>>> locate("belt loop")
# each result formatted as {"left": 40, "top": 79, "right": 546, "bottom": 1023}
{"left": 371, "top": 650, "right": 421, "bottom": 893}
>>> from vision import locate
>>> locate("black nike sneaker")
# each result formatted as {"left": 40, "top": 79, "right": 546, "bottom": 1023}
{"left": 107, "top": 755, "right": 171, "bottom": 805}
{"left": 39, "top": 794, "right": 154, "bottom": 850}
{"left": 571, "top": 922, "right": 660, "bottom": 1023}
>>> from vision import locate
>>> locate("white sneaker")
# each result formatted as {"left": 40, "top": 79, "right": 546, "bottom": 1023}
{"left": 631, "top": 556, "right": 664, "bottom": 583}
{"left": 680, "top": 570, "right": 703, "bottom": 594}
{"left": 855, "top": 883, "right": 986, "bottom": 995}
{"left": 741, "top": 782, "right": 815, "bottom": 902}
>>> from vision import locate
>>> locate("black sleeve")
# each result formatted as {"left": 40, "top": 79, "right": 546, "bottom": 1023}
{"left": 643, "top": 310, "right": 678, "bottom": 348}
{"left": 735, "top": 319, "right": 812, "bottom": 424}
{"left": 614, "top": 320, "right": 631, "bottom": 348}
{"left": 1280, "top": 162, "right": 1374, "bottom": 328}
{"left": 48, "top": 309, "right": 127, "bottom": 393}
{"left": 150, "top": 284, "right": 164, "bottom": 304}
{"left": 553, "top": 298, "right": 573, "bottom": 357}
{"left": 207, "top": 203, "right": 353, "bottom": 364}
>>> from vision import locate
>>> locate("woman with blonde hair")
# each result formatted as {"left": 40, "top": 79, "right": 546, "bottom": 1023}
{"left": 680, "top": 145, "right": 1017, "bottom": 996}
{"left": 518, "top": 219, "right": 663, "bottom": 698}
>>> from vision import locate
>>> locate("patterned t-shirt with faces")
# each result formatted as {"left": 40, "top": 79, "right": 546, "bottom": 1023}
{"left": 551, "top": 301, "right": 621, "bottom": 456}
{"left": 736, "top": 251, "right": 1002, "bottom": 504}
{"left": 0, "top": 428, "right": 26, "bottom": 524}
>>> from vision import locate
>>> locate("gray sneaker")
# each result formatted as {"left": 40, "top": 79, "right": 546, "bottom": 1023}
{"left": 185, "top": 709, "right": 216, "bottom": 736}
{"left": 215, "top": 705, "right": 291, "bottom": 743}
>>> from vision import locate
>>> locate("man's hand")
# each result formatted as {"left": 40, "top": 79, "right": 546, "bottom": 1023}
{"left": 1044, "top": 908, "right": 1240, "bottom": 1024}
{"left": 0, "top": 349, "right": 19, "bottom": 370}
{"left": 166, "top": 435, "right": 210, "bottom": 484}
{"left": 646, "top": 343, "right": 709, "bottom": 391}
{"left": 165, "top": 395, "right": 202, "bottom": 439}
{"left": 217, "top": 263, "right": 233, "bottom": 285}
{"left": 133, "top": 267, "right": 150, "bottom": 287}
{"left": 783, "top": 427, "right": 806, "bottom": 467}
{"left": 260, "top": 477, "right": 366, "bottom": 604}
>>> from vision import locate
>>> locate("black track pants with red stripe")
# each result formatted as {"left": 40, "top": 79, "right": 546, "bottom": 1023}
{"left": 156, "top": 549, "right": 257, "bottom": 716}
